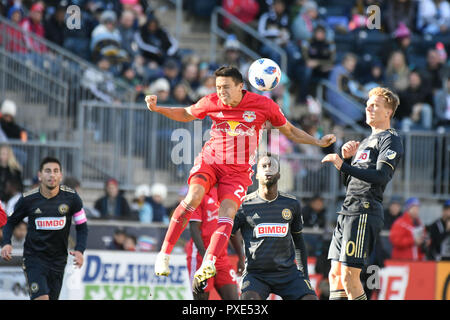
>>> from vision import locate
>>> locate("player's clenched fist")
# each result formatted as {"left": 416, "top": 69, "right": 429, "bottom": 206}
{"left": 317, "top": 134, "right": 336, "bottom": 148}
{"left": 341, "top": 140, "right": 360, "bottom": 159}
{"left": 145, "top": 95, "right": 158, "bottom": 112}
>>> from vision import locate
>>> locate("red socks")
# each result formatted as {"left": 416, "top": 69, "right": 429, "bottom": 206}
{"left": 161, "top": 200, "right": 196, "bottom": 254}
{"left": 205, "top": 217, "right": 234, "bottom": 262}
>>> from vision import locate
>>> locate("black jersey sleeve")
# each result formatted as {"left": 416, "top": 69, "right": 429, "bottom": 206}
{"left": 340, "top": 133, "right": 403, "bottom": 185}
{"left": 291, "top": 200, "right": 303, "bottom": 234}
{"left": 1, "top": 196, "right": 27, "bottom": 246}
{"left": 377, "top": 133, "right": 403, "bottom": 172}
{"left": 340, "top": 161, "right": 394, "bottom": 185}
{"left": 231, "top": 207, "right": 245, "bottom": 235}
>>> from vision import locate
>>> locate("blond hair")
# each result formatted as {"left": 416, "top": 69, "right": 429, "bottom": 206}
{"left": 0, "top": 144, "right": 22, "bottom": 172}
{"left": 368, "top": 87, "right": 400, "bottom": 119}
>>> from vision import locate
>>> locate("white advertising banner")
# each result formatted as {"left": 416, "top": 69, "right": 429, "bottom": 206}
{"left": 60, "top": 250, "right": 193, "bottom": 300}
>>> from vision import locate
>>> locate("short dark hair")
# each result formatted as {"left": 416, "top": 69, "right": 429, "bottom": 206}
{"left": 39, "top": 156, "right": 62, "bottom": 171}
{"left": 214, "top": 66, "right": 243, "bottom": 85}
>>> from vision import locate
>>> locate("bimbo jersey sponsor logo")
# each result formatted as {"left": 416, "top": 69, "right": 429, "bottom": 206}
{"left": 35, "top": 216, "right": 66, "bottom": 230}
{"left": 255, "top": 223, "right": 288, "bottom": 238}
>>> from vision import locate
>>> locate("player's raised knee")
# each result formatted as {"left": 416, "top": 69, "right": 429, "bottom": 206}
{"left": 184, "top": 184, "right": 206, "bottom": 208}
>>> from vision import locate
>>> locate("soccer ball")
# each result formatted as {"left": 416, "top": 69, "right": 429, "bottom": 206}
{"left": 248, "top": 58, "right": 282, "bottom": 91}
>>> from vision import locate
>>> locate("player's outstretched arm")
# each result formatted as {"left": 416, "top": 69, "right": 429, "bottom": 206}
{"left": 145, "top": 95, "right": 197, "bottom": 122}
{"left": 277, "top": 121, "right": 336, "bottom": 147}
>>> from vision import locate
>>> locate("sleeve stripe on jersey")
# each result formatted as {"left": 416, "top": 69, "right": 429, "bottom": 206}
{"left": 378, "top": 160, "right": 395, "bottom": 171}
{"left": 73, "top": 209, "right": 87, "bottom": 225}
{"left": 190, "top": 218, "right": 202, "bottom": 222}
{"left": 218, "top": 217, "right": 234, "bottom": 226}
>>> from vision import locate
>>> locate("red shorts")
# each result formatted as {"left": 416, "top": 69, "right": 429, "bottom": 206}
{"left": 187, "top": 154, "right": 254, "bottom": 207}
{"left": 185, "top": 241, "right": 237, "bottom": 292}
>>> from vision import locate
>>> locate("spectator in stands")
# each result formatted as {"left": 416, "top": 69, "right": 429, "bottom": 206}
{"left": 123, "top": 234, "right": 137, "bottom": 251}
{"left": 302, "top": 194, "right": 326, "bottom": 228}
{"left": 63, "top": 1, "right": 97, "bottom": 60}
{"left": 179, "top": 61, "right": 200, "bottom": 103}
{"left": 11, "top": 221, "right": 26, "bottom": 249}
{"left": 299, "top": 25, "right": 336, "bottom": 103}
{"left": 108, "top": 227, "right": 127, "bottom": 250}
{"left": 385, "top": 50, "right": 410, "bottom": 92}
{"left": 383, "top": 195, "right": 403, "bottom": 230}
{"left": 416, "top": 0, "right": 450, "bottom": 35}
{"left": 118, "top": 9, "right": 137, "bottom": 59}
{"left": 148, "top": 77, "right": 171, "bottom": 105}
{"left": 169, "top": 83, "right": 194, "bottom": 105}
{"left": 0, "top": 5, "right": 27, "bottom": 53}
{"left": 132, "top": 184, "right": 153, "bottom": 223}
{"left": 44, "top": 1, "right": 66, "bottom": 46}
{"left": 422, "top": 48, "right": 446, "bottom": 93}
{"left": 381, "top": 23, "right": 416, "bottom": 67}
{"left": 222, "top": 0, "right": 260, "bottom": 31}
{"left": 94, "top": 178, "right": 133, "bottom": 220}
{"left": 0, "top": 144, "right": 22, "bottom": 202}
{"left": 145, "top": 183, "right": 169, "bottom": 224}
{"left": 398, "top": 70, "right": 434, "bottom": 131}
{"left": 258, "top": 0, "right": 300, "bottom": 69}
{"left": 0, "top": 99, "right": 27, "bottom": 142}
{"left": 390, "top": 197, "right": 428, "bottom": 261}
{"left": 327, "top": 53, "right": 365, "bottom": 126}
{"left": 162, "top": 58, "right": 181, "bottom": 90}
{"left": 134, "top": 14, "right": 178, "bottom": 66}
{"left": 384, "top": 0, "right": 417, "bottom": 34}
{"left": 196, "top": 74, "right": 216, "bottom": 98}
{"left": 434, "top": 77, "right": 450, "bottom": 131}
{"left": 426, "top": 200, "right": 450, "bottom": 261}
{"left": 81, "top": 57, "right": 116, "bottom": 103}
{"left": 362, "top": 60, "right": 385, "bottom": 91}
{"left": 3, "top": 176, "right": 22, "bottom": 216}
{"left": 19, "top": 2, "right": 47, "bottom": 53}
{"left": 219, "top": 35, "right": 251, "bottom": 79}
{"left": 90, "top": 10, "right": 128, "bottom": 67}
{"left": 291, "top": 1, "right": 333, "bottom": 42}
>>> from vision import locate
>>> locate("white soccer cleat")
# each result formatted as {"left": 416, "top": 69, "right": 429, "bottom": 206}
{"left": 154, "top": 252, "right": 171, "bottom": 276}
{"left": 193, "top": 258, "right": 216, "bottom": 282}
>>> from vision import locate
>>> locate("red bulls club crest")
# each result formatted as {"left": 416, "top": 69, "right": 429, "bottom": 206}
{"left": 243, "top": 111, "right": 256, "bottom": 123}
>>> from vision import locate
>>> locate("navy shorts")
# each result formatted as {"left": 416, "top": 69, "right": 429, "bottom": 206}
{"left": 240, "top": 267, "right": 316, "bottom": 300}
{"left": 328, "top": 213, "right": 383, "bottom": 268}
{"left": 22, "top": 256, "right": 64, "bottom": 300}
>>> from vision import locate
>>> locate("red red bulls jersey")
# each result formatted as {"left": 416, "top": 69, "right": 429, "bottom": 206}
{"left": 189, "top": 91, "right": 287, "bottom": 167}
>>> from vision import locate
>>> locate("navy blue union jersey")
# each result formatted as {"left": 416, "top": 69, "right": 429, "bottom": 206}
{"left": 5, "top": 185, "right": 84, "bottom": 269}
{"left": 231, "top": 191, "right": 303, "bottom": 274}
{"left": 340, "top": 128, "right": 403, "bottom": 218}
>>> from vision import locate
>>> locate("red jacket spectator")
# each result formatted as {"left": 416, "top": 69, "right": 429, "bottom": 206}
{"left": 0, "top": 201, "right": 7, "bottom": 227}
{"left": 19, "top": 2, "right": 47, "bottom": 53}
{"left": 0, "top": 5, "right": 27, "bottom": 53}
{"left": 222, "top": 0, "right": 260, "bottom": 29}
{"left": 390, "top": 198, "right": 427, "bottom": 261}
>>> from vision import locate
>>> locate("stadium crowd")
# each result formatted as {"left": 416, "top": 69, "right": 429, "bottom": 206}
{"left": 0, "top": 0, "right": 449, "bottom": 269}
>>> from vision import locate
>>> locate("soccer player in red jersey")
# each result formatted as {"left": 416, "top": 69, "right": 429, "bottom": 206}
{"left": 185, "top": 186, "right": 244, "bottom": 299}
{"left": 146, "top": 66, "right": 336, "bottom": 284}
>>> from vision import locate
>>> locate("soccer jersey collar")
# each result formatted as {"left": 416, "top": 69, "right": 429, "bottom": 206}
{"left": 257, "top": 191, "right": 279, "bottom": 203}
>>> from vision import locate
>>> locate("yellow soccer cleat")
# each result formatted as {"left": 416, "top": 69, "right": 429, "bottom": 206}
{"left": 193, "top": 257, "right": 216, "bottom": 282}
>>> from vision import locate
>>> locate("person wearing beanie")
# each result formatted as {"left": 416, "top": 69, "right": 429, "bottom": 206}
{"left": 389, "top": 197, "right": 428, "bottom": 261}
{"left": 0, "top": 100, "right": 27, "bottom": 142}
